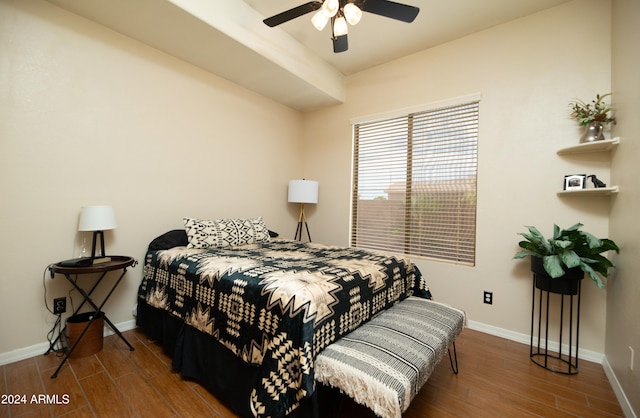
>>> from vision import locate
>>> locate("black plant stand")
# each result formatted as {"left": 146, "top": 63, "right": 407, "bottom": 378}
{"left": 530, "top": 270, "right": 582, "bottom": 375}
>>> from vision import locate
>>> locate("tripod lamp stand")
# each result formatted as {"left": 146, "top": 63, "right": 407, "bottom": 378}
{"left": 288, "top": 179, "right": 318, "bottom": 242}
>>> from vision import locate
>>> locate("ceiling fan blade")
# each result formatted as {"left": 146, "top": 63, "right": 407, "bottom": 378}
{"left": 360, "top": 0, "right": 420, "bottom": 23}
{"left": 333, "top": 35, "right": 348, "bottom": 53}
{"left": 263, "top": 2, "right": 322, "bottom": 27}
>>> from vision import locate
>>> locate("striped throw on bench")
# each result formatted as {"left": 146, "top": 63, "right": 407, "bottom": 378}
{"left": 314, "top": 297, "right": 466, "bottom": 418}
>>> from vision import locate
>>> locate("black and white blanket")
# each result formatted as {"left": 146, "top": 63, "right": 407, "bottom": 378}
{"left": 138, "top": 239, "right": 429, "bottom": 417}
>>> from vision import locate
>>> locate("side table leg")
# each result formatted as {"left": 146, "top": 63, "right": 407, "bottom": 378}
{"left": 102, "top": 315, "right": 135, "bottom": 351}
{"left": 50, "top": 317, "right": 96, "bottom": 379}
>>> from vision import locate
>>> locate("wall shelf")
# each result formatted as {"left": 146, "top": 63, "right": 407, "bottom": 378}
{"left": 557, "top": 137, "right": 620, "bottom": 155}
{"left": 557, "top": 186, "right": 619, "bottom": 196}
{"left": 557, "top": 137, "right": 619, "bottom": 198}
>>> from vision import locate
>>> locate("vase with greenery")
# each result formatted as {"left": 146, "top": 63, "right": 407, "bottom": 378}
{"left": 569, "top": 93, "right": 616, "bottom": 125}
{"left": 514, "top": 223, "right": 619, "bottom": 290}
{"left": 569, "top": 93, "right": 616, "bottom": 143}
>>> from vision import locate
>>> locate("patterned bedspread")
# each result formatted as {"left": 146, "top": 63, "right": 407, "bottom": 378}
{"left": 137, "top": 239, "right": 429, "bottom": 418}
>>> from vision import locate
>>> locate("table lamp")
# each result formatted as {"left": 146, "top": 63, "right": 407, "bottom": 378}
{"left": 78, "top": 205, "right": 117, "bottom": 258}
{"left": 288, "top": 180, "right": 318, "bottom": 241}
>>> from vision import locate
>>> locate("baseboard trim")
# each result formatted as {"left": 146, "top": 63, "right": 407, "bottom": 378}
{"left": 602, "top": 357, "right": 637, "bottom": 418}
{"left": 0, "top": 319, "right": 605, "bottom": 365}
{"left": 466, "top": 319, "right": 604, "bottom": 363}
{"left": 0, "top": 319, "right": 138, "bottom": 366}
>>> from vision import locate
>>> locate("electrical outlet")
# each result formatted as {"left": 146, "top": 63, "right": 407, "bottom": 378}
{"left": 53, "top": 297, "right": 66, "bottom": 314}
{"left": 483, "top": 291, "right": 493, "bottom": 305}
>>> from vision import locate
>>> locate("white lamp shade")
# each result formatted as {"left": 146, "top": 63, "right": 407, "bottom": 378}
{"left": 343, "top": 3, "right": 362, "bottom": 25}
{"left": 78, "top": 206, "right": 117, "bottom": 231}
{"left": 321, "top": 0, "right": 339, "bottom": 17}
{"left": 311, "top": 10, "right": 330, "bottom": 31}
{"left": 333, "top": 16, "right": 348, "bottom": 36}
{"left": 288, "top": 180, "right": 319, "bottom": 204}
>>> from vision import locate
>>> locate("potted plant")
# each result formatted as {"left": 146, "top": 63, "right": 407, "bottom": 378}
{"left": 514, "top": 223, "right": 619, "bottom": 293}
{"left": 569, "top": 93, "right": 616, "bottom": 143}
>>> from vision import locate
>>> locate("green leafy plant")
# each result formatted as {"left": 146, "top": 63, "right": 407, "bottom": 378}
{"left": 569, "top": 93, "right": 616, "bottom": 126}
{"left": 514, "top": 223, "right": 619, "bottom": 289}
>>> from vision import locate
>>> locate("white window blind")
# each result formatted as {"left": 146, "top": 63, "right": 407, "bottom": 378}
{"left": 351, "top": 100, "right": 479, "bottom": 265}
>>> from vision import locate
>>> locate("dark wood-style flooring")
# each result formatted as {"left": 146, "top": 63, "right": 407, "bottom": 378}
{"left": 1, "top": 328, "right": 624, "bottom": 418}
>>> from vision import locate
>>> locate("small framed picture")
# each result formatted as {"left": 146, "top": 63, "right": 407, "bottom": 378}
{"left": 564, "top": 174, "right": 586, "bottom": 190}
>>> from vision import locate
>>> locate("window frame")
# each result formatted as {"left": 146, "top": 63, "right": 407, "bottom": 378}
{"left": 349, "top": 93, "right": 481, "bottom": 265}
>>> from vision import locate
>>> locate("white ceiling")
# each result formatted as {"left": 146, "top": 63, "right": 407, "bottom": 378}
{"left": 45, "top": 0, "right": 571, "bottom": 111}
{"left": 244, "top": 0, "right": 570, "bottom": 75}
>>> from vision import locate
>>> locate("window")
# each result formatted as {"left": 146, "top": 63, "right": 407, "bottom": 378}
{"left": 351, "top": 97, "right": 479, "bottom": 265}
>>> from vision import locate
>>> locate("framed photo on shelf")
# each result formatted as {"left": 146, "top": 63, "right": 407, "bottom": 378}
{"left": 564, "top": 174, "right": 586, "bottom": 190}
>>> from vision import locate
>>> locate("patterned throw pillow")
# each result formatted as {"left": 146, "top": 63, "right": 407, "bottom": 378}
{"left": 183, "top": 217, "right": 271, "bottom": 249}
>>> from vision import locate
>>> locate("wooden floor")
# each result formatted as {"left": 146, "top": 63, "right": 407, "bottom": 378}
{"left": 1, "top": 328, "right": 624, "bottom": 418}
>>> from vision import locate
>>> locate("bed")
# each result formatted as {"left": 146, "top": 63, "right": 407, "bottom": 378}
{"left": 136, "top": 217, "right": 430, "bottom": 418}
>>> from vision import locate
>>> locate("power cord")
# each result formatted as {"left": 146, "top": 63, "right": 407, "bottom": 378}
{"left": 68, "top": 284, "right": 76, "bottom": 316}
{"left": 43, "top": 265, "right": 55, "bottom": 315}
{"left": 46, "top": 314, "right": 65, "bottom": 354}
{"left": 43, "top": 264, "right": 66, "bottom": 354}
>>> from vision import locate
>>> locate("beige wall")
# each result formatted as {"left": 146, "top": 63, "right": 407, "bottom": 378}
{"left": 0, "top": 0, "right": 302, "bottom": 355}
{"left": 2, "top": 2, "right": 635, "bottom": 413}
{"left": 609, "top": 0, "right": 640, "bottom": 414}
{"left": 303, "top": 0, "right": 614, "bottom": 355}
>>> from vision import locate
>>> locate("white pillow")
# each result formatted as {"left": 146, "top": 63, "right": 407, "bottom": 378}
{"left": 183, "top": 217, "right": 271, "bottom": 249}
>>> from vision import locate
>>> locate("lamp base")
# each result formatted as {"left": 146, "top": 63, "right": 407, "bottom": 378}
{"left": 90, "top": 230, "right": 107, "bottom": 258}
{"left": 294, "top": 204, "right": 312, "bottom": 242}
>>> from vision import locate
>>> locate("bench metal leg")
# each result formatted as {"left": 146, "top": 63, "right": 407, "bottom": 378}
{"left": 448, "top": 341, "right": 459, "bottom": 375}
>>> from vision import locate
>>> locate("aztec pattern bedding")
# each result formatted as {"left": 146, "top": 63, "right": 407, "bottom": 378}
{"left": 138, "top": 239, "right": 430, "bottom": 418}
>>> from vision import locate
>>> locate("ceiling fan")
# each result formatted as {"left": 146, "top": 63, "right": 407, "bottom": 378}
{"left": 263, "top": 0, "right": 420, "bottom": 53}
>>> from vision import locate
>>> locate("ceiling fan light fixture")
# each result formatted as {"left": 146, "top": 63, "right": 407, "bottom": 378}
{"left": 263, "top": 0, "right": 420, "bottom": 54}
{"left": 311, "top": 10, "right": 329, "bottom": 30}
{"left": 343, "top": 3, "right": 362, "bottom": 25}
{"left": 321, "top": 0, "right": 340, "bottom": 18}
{"left": 333, "top": 16, "right": 348, "bottom": 36}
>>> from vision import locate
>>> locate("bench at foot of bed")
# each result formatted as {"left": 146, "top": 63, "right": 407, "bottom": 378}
{"left": 314, "top": 296, "right": 466, "bottom": 418}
